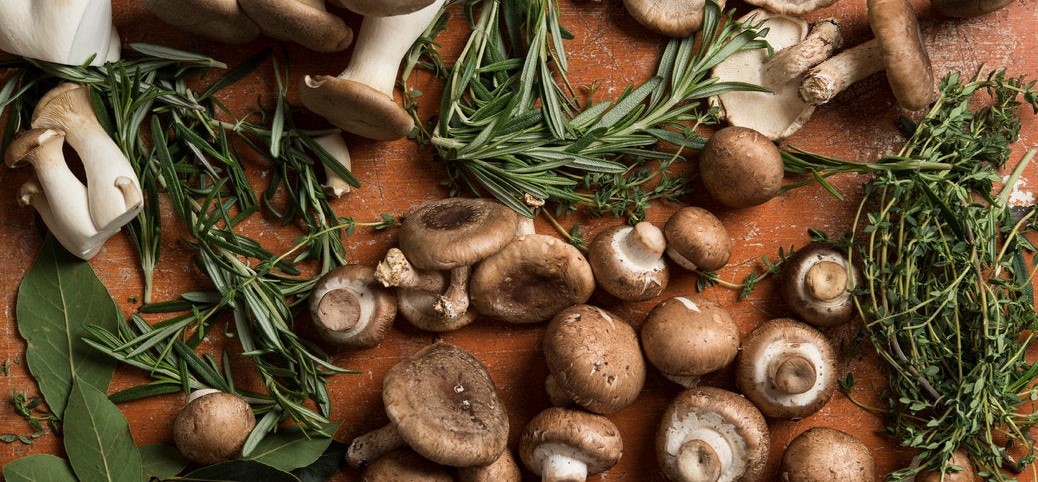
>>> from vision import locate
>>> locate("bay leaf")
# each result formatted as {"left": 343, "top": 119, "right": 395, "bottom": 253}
{"left": 245, "top": 422, "right": 340, "bottom": 472}
{"left": 181, "top": 459, "right": 301, "bottom": 481}
{"left": 2, "top": 454, "right": 77, "bottom": 482}
{"left": 292, "top": 440, "right": 347, "bottom": 482}
{"left": 140, "top": 443, "right": 189, "bottom": 481}
{"left": 16, "top": 235, "right": 122, "bottom": 417}
{"left": 64, "top": 379, "right": 143, "bottom": 482}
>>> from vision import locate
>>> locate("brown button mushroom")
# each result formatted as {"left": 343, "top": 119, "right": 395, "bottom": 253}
{"left": 588, "top": 221, "right": 669, "bottom": 302}
{"left": 362, "top": 448, "right": 454, "bottom": 482}
{"left": 519, "top": 407, "right": 623, "bottom": 482}
{"left": 346, "top": 342, "right": 508, "bottom": 468}
{"left": 916, "top": 449, "right": 977, "bottom": 482}
{"left": 699, "top": 126, "right": 785, "bottom": 208}
{"left": 143, "top": 0, "right": 260, "bottom": 44}
{"left": 308, "top": 264, "right": 397, "bottom": 349}
{"left": 656, "top": 387, "right": 770, "bottom": 482}
{"left": 332, "top": 0, "right": 437, "bottom": 17}
{"left": 800, "top": 0, "right": 935, "bottom": 110}
{"left": 735, "top": 318, "right": 838, "bottom": 419}
{"left": 173, "top": 389, "right": 257, "bottom": 465}
{"left": 543, "top": 304, "right": 646, "bottom": 414}
{"left": 663, "top": 206, "right": 732, "bottom": 271}
{"left": 621, "top": 0, "right": 719, "bottom": 37}
{"left": 457, "top": 449, "right": 522, "bottom": 482}
{"left": 237, "top": 0, "right": 353, "bottom": 53}
{"left": 780, "top": 242, "right": 860, "bottom": 328}
{"left": 780, "top": 427, "right": 876, "bottom": 481}
{"left": 641, "top": 296, "right": 739, "bottom": 387}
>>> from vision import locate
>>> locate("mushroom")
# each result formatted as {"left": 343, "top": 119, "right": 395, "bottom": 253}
{"left": 519, "top": 407, "right": 623, "bottom": 482}
{"left": 640, "top": 296, "right": 739, "bottom": 387}
{"left": 143, "top": 0, "right": 260, "bottom": 44}
{"left": 713, "top": 14, "right": 842, "bottom": 140}
{"left": 656, "top": 387, "right": 770, "bottom": 482}
{"left": 780, "top": 427, "right": 875, "bottom": 481}
{"left": 469, "top": 234, "right": 596, "bottom": 324}
{"left": 931, "top": 0, "right": 1012, "bottom": 17}
{"left": 172, "top": 389, "right": 257, "bottom": 465}
{"left": 800, "top": 0, "right": 935, "bottom": 110}
{"left": 332, "top": 0, "right": 438, "bottom": 17}
{"left": 308, "top": 264, "right": 396, "bottom": 349}
{"left": 916, "top": 449, "right": 977, "bottom": 482}
{"left": 780, "top": 242, "right": 860, "bottom": 328}
{"left": 698, "top": 126, "right": 785, "bottom": 208}
{"left": 457, "top": 450, "right": 522, "bottom": 482}
{"left": 237, "top": 0, "right": 353, "bottom": 53}
{"left": 314, "top": 132, "right": 354, "bottom": 198}
{"left": 621, "top": 0, "right": 719, "bottom": 37}
{"left": 0, "top": 0, "right": 121, "bottom": 66}
{"left": 346, "top": 342, "right": 508, "bottom": 468}
{"left": 362, "top": 448, "right": 454, "bottom": 482}
{"left": 663, "top": 206, "right": 731, "bottom": 272}
{"left": 735, "top": 318, "right": 838, "bottom": 419}
{"left": 393, "top": 266, "right": 479, "bottom": 332}
{"left": 744, "top": 0, "right": 840, "bottom": 15}
{"left": 588, "top": 221, "right": 669, "bottom": 301}
{"left": 299, "top": 0, "right": 444, "bottom": 140}
{"left": 543, "top": 304, "right": 646, "bottom": 414}
{"left": 32, "top": 83, "right": 143, "bottom": 233}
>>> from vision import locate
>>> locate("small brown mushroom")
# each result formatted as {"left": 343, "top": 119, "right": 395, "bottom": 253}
{"left": 780, "top": 427, "right": 875, "bottom": 481}
{"left": 780, "top": 242, "right": 860, "bottom": 328}
{"left": 237, "top": 0, "right": 353, "bottom": 53}
{"left": 736, "top": 318, "right": 838, "bottom": 419}
{"left": 916, "top": 449, "right": 977, "bottom": 482}
{"left": 519, "top": 407, "right": 623, "bottom": 482}
{"left": 173, "top": 389, "right": 256, "bottom": 465}
{"left": 308, "top": 264, "right": 397, "bottom": 349}
{"left": 143, "top": 0, "right": 260, "bottom": 44}
{"left": 699, "top": 126, "right": 785, "bottom": 208}
{"left": 332, "top": 0, "right": 438, "bottom": 16}
{"left": 362, "top": 448, "right": 453, "bottom": 482}
{"left": 663, "top": 206, "right": 732, "bottom": 271}
{"left": 457, "top": 449, "right": 522, "bottom": 482}
{"left": 641, "top": 296, "right": 739, "bottom": 387}
{"left": 588, "top": 221, "right": 669, "bottom": 302}
{"left": 621, "top": 0, "right": 720, "bottom": 37}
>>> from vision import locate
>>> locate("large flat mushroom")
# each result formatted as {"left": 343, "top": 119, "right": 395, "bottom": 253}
{"left": 237, "top": 0, "right": 353, "bottom": 53}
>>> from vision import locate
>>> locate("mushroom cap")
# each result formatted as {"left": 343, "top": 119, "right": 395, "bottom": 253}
{"left": 931, "top": 0, "right": 1013, "bottom": 17}
{"left": 656, "top": 387, "right": 770, "bottom": 482}
{"left": 299, "top": 75, "right": 415, "bottom": 141}
{"left": 588, "top": 222, "right": 669, "bottom": 302}
{"left": 699, "top": 126, "right": 784, "bottom": 208}
{"left": 868, "top": 0, "right": 936, "bottom": 110}
{"left": 308, "top": 264, "right": 397, "bottom": 349}
{"left": 237, "top": 0, "right": 353, "bottom": 52}
{"left": 543, "top": 304, "right": 647, "bottom": 414}
{"left": 470, "top": 234, "right": 596, "bottom": 324}
{"left": 457, "top": 449, "right": 522, "bottom": 482}
{"left": 383, "top": 342, "right": 508, "bottom": 467}
{"left": 712, "top": 10, "right": 813, "bottom": 140}
{"left": 780, "top": 242, "right": 860, "bottom": 328}
{"left": 143, "top": 0, "right": 260, "bottom": 44}
{"left": 735, "top": 318, "right": 838, "bottom": 419}
{"left": 333, "top": 0, "right": 438, "bottom": 17}
{"left": 663, "top": 206, "right": 732, "bottom": 271}
{"left": 362, "top": 448, "right": 454, "bottom": 482}
{"left": 917, "top": 449, "right": 977, "bottom": 482}
{"left": 172, "top": 391, "right": 256, "bottom": 465}
{"left": 641, "top": 296, "right": 739, "bottom": 384}
{"left": 519, "top": 407, "right": 623, "bottom": 477}
{"left": 744, "top": 0, "right": 839, "bottom": 15}
{"left": 397, "top": 286, "right": 478, "bottom": 332}
{"left": 5, "top": 128, "right": 65, "bottom": 168}
{"left": 621, "top": 0, "right": 720, "bottom": 37}
{"left": 398, "top": 197, "right": 519, "bottom": 270}
{"left": 31, "top": 82, "right": 94, "bottom": 133}
{"left": 780, "top": 427, "right": 875, "bottom": 482}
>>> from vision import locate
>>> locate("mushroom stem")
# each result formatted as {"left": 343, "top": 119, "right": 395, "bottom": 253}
{"left": 619, "top": 222, "right": 667, "bottom": 264}
{"left": 186, "top": 388, "right": 221, "bottom": 403}
{"left": 544, "top": 374, "right": 575, "bottom": 408}
{"left": 314, "top": 133, "right": 353, "bottom": 198}
{"left": 761, "top": 19, "right": 842, "bottom": 88}
{"left": 541, "top": 450, "right": 589, "bottom": 482}
{"left": 768, "top": 354, "right": 817, "bottom": 394}
{"left": 18, "top": 180, "right": 112, "bottom": 260}
{"left": 799, "top": 39, "right": 883, "bottom": 105}
{"left": 805, "top": 259, "right": 848, "bottom": 301}
{"left": 676, "top": 439, "right": 723, "bottom": 482}
{"left": 375, "top": 248, "right": 445, "bottom": 292}
{"left": 434, "top": 265, "right": 471, "bottom": 322}
{"left": 346, "top": 423, "right": 406, "bottom": 468}
{"left": 315, "top": 288, "right": 362, "bottom": 331}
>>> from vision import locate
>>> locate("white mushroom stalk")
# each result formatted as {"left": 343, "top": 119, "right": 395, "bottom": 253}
{"left": 761, "top": 19, "right": 842, "bottom": 88}
{"left": 799, "top": 39, "right": 884, "bottom": 105}
{"left": 314, "top": 133, "right": 353, "bottom": 198}
{"left": 534, "top": 443, "right": 592, "bottom": 482}
{"left": 0, "top": 0, "right": 121, "bottom": 66}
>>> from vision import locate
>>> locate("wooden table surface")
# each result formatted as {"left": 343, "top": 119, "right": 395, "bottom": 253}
{"left": 2, "top": 0, "right": 1037, "bottom": 480}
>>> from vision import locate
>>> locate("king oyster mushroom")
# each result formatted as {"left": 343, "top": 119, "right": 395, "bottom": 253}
{"left": 173, "top": 389, "right": 257, "bottom": 465}
{"left": 519, "top": 407, "right": 623, "bottom": 482}
{"left": 308, "top": 264, "right": 396, "bottom": 349}
{"left": 237, "top": 0, "right": 353, "bottom": 53}
{"left": 780, "top": 427, "right": 875, "bottom": 482}
{"left": 332, "top": 0, "right": 438, "bottom": 16}
{"left": 663, "top": 206, "right": 732, "bottom": 272}
{"left": 780, "top": 242, "right": 860, "bottom": 328}
{"left": 588, "top": 221, "right": 669, "bottom": 302}
{"left": 641, "top": 296, "right": 740, "bottom": 387}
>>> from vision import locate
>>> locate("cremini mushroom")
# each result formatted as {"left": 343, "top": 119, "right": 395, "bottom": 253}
{"left": 314, "top": 133, "right": 354, "bottom": 198}
{"left": 237, "top": 0, "right": 353, "bottom": 52}
{"left": 621, "top": 0, "right": 718, "bottom": 37}
{"left": 143, "top": 0, "right": 260, "bottom": 44}
{"left": 780, "top": 242, "right": 860, "bottom": 328}
{"left": 735, "top": 318, "right": 838, "bottom": 419}
{"left": 699, "top": 126, "right": 785, "bottom": 208}
{"left": 362, "top": 448, "right": 454, "bottom": 482}
{"left": 663, "top": 206, "right": 731, "bottom": 272}
{"left": 300, "top": 0, "right": 444, "bottom": 140}
{"left": 519, "top": 407, "right": 623, "bottom": 482}
{"left": 800, "top": 0, "right": 935, "bottom": 110}
{"left": 346, "top": 342, "right": 508, "bottom": 468}
{"left": 0, "top": 0, "right": 121, "bottom": 66}
{"left": 916, "top": 449, "right": 977, "bottom": 482}
{"left": 641, "top": 296, "right": 739, "bottom": 387}
{"left": 308, "top": 264, "right": 396, "bottom": 349}
{"left": 588, "top": 221, "right": 669, "bottom": 302}
{"left": 332, "top": 0, "right": 438, "bottom": 17}
{"left": 173, "top": 389, "right": 257, "bottom": 465}
{"left": 656, "top": 387, "right": 770, "bottom": 482}
{"left": 713, "top": 13, "right": 841, "bottom": 139}
{"left": 457, "top": 450, "right": 522, "bottom": 482}
{"left": 780, "top": 427, "right": 875, "bottom": 481}
{"left": 543, "top": 304, "right": 646, "bottom": 414}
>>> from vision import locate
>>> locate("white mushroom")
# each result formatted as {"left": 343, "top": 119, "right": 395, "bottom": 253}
{"left": 0, "top": 1, "right": 121, "bottom": 66}
{"left": 313, "top": 133, "right": 354, "bottom": 198}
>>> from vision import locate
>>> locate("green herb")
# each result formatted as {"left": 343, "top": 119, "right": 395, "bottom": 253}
{"left": 2, "top": 454, "right": 77, "bottom": 482}
{"left": 244, "top": 422, "right": 341, "bottom": 472}
{"left": 178, "top": 459, "right": 302, "bottom": 481}
{"left": 10, "top": 391, "right": 59, "bottom": 439}
{"left": 139, "top": 443, "right": 190, "bottom": 481}
{"left": 1, "top": 359, "right": 11, "bottom": 375}
{"left": 695, "top": 245, "right": 795, "bottom": 298}
{"left": 63, "top": 379, "right": 143, "bottom": 482}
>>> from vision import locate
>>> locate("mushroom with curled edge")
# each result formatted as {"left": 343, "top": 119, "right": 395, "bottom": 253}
{"left": 173, "top": 389, "right": 257, "bottom": 465}
{"left": 780, "top": 242, "right": 861, "bottom": 328}
{"left": 663, "top": 206, "right": 731, "bottom": 272}
{"left": 543, "top": 304, "right": 647, "bottom": 414}
{"left": 237, "top": 0, "right": 353, "bottom": 53}
{"left": 735, "top": 318, "right": 838, "bottom": 419}
{"left": 362, "top": 448, "right": 454, "bottom": 482}
{"left": 332, "top": 0, "right": 438, "bottom": 17}
{"left": 346, "top": 342, "right": 508, "bottom": 468}
{"left": 780, "top": 427, "right": 876, "bottom": 481}
{"left": 143, "top": 0, "right": 260, "bottom": 44}
{"left": 698, "top": 126, "right": 785, "bottom": 208}
{"left": 800, "top": 0, "right": 935, "bottom": 110}
{"left": 0, "top": 0, "right": 120, "bottom": 66}
{"left": 640, "top": 296, "right": 739, "bottom": 388}
{"left": 457, "top": 450, "right": 522, "bottom": 482}
{"left": 589, "top": 221, "right": 669, "bottom": 302}
{"left": 656, "top": 386, "right": 770, "bottom": 482}
{"left": 713, "top": 12, "right": 842, "bottom": 140}
{"left": 621, "top": 0, "right": 720, "bottom": 37}
{"left": 519, "top": 407, "right": 623, "bottom": 482}
{"left": 308, "top": 264, "right": 396, "bottom": 349}
{"left": 300, "top": 0, "right": 444, "bottom": 140}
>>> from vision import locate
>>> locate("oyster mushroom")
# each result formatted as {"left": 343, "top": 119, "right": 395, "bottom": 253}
{"left": 519, "top": 407, "right": 623, "bottom": 482}
{"left": 143, "top": 0, "right": 260, "bottom": 44}
{"left": 237, "top": 0, "right": 353, "bottom": 52}
{"left": 173, "top": 389, "right": 256, "bottom": 465}
{"left": 780, "top": 242, "right": 860, "bottom": 328}
{"left": 308, "top": 264, "right": 396, "bottom": 349}
{"left": 663, "top": 206, "right": 731, "bottom": 271}
{"left": 780, "top": 427, "right": 875, "bottom": 481}
{"left": 641, "top": 296, "right": 739, "bottom": 387}
{"left": 332, "top": 0, "right": 438, "bottom": 17}
{"left": 0, "top": 0, "right": 121, "bottom": 66}
{"left": 588, "top": 221, "right": 669, "bottom": 302}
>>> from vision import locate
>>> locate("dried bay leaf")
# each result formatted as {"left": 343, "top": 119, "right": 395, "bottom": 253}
{"left": 2, "top": 454, "right": 77, "bottom": 482}
{"left": 64, "top": 379, "right": 143, "bottom": 482}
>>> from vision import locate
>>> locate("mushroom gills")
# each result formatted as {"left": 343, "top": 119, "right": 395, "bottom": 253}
{"left": 314, "top": 276, "right": 378, "bottom": 337}
{"left": 663, "top": 411, "right": 749, "bottom": 481}
{"left": 751, "top": 342, "right": 829, "bottom": 404}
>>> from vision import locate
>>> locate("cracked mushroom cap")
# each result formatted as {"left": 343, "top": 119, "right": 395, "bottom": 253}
{"left": 656, "top": 387, "right": 769, "bottom": 482}
{"left": 780, "top": 242, "right": 860, "bottom": 328}
{"left": 299, "top": 75, "right": 415, "bottom": 141}
{"left": 663, "top": 206, "right": 731, "bottom": 271}
{"left": 237, "top": 0, "right": 353, "bottom": 52}
{"left": 383, "top": 342, "right": 509, "bottom": 467}
{"left": 332, "top": 0, "right": 438, "bottom": 16}
{"left": 398, "top": 197, "right": 519, "bottom": 270}
{"left": 622, "top": 0, "right": 720, "bottom": 37}
{"left": 143, "top": 0, "right": 260, "bottom": 44}
{"left": 641, "top": 296, "right": 739, "bottom": 387}
{"left": 362, "top": 448, "right": 454, "bottom": 482}
{"left": 308, "top": 264, "right": 396, "bottom": 349}
{"left": 735, "top": 318, "right": 838, "bottom": 419}
{"left": 699, "top": 126, "right": 785, "bottom": 208}
{"left": 469, "top": 234, "right": 596, "bottom": 324}
{"left": 544, "top": 304, "right": 646, "bottom": 414}
{"left": 588, "top": 221, "right": 669, "bottom": 302}
{"left": 173, "top": 390, "right": 256, "bottom": 465}
{"left": 868, "top": 0, "right": 936, "bottom": 110}
{"left": 780, "top": 427, "right": 875, "bottom": 481}
{"left": 519, "top": 407, "right": 623, "bottom": 481}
